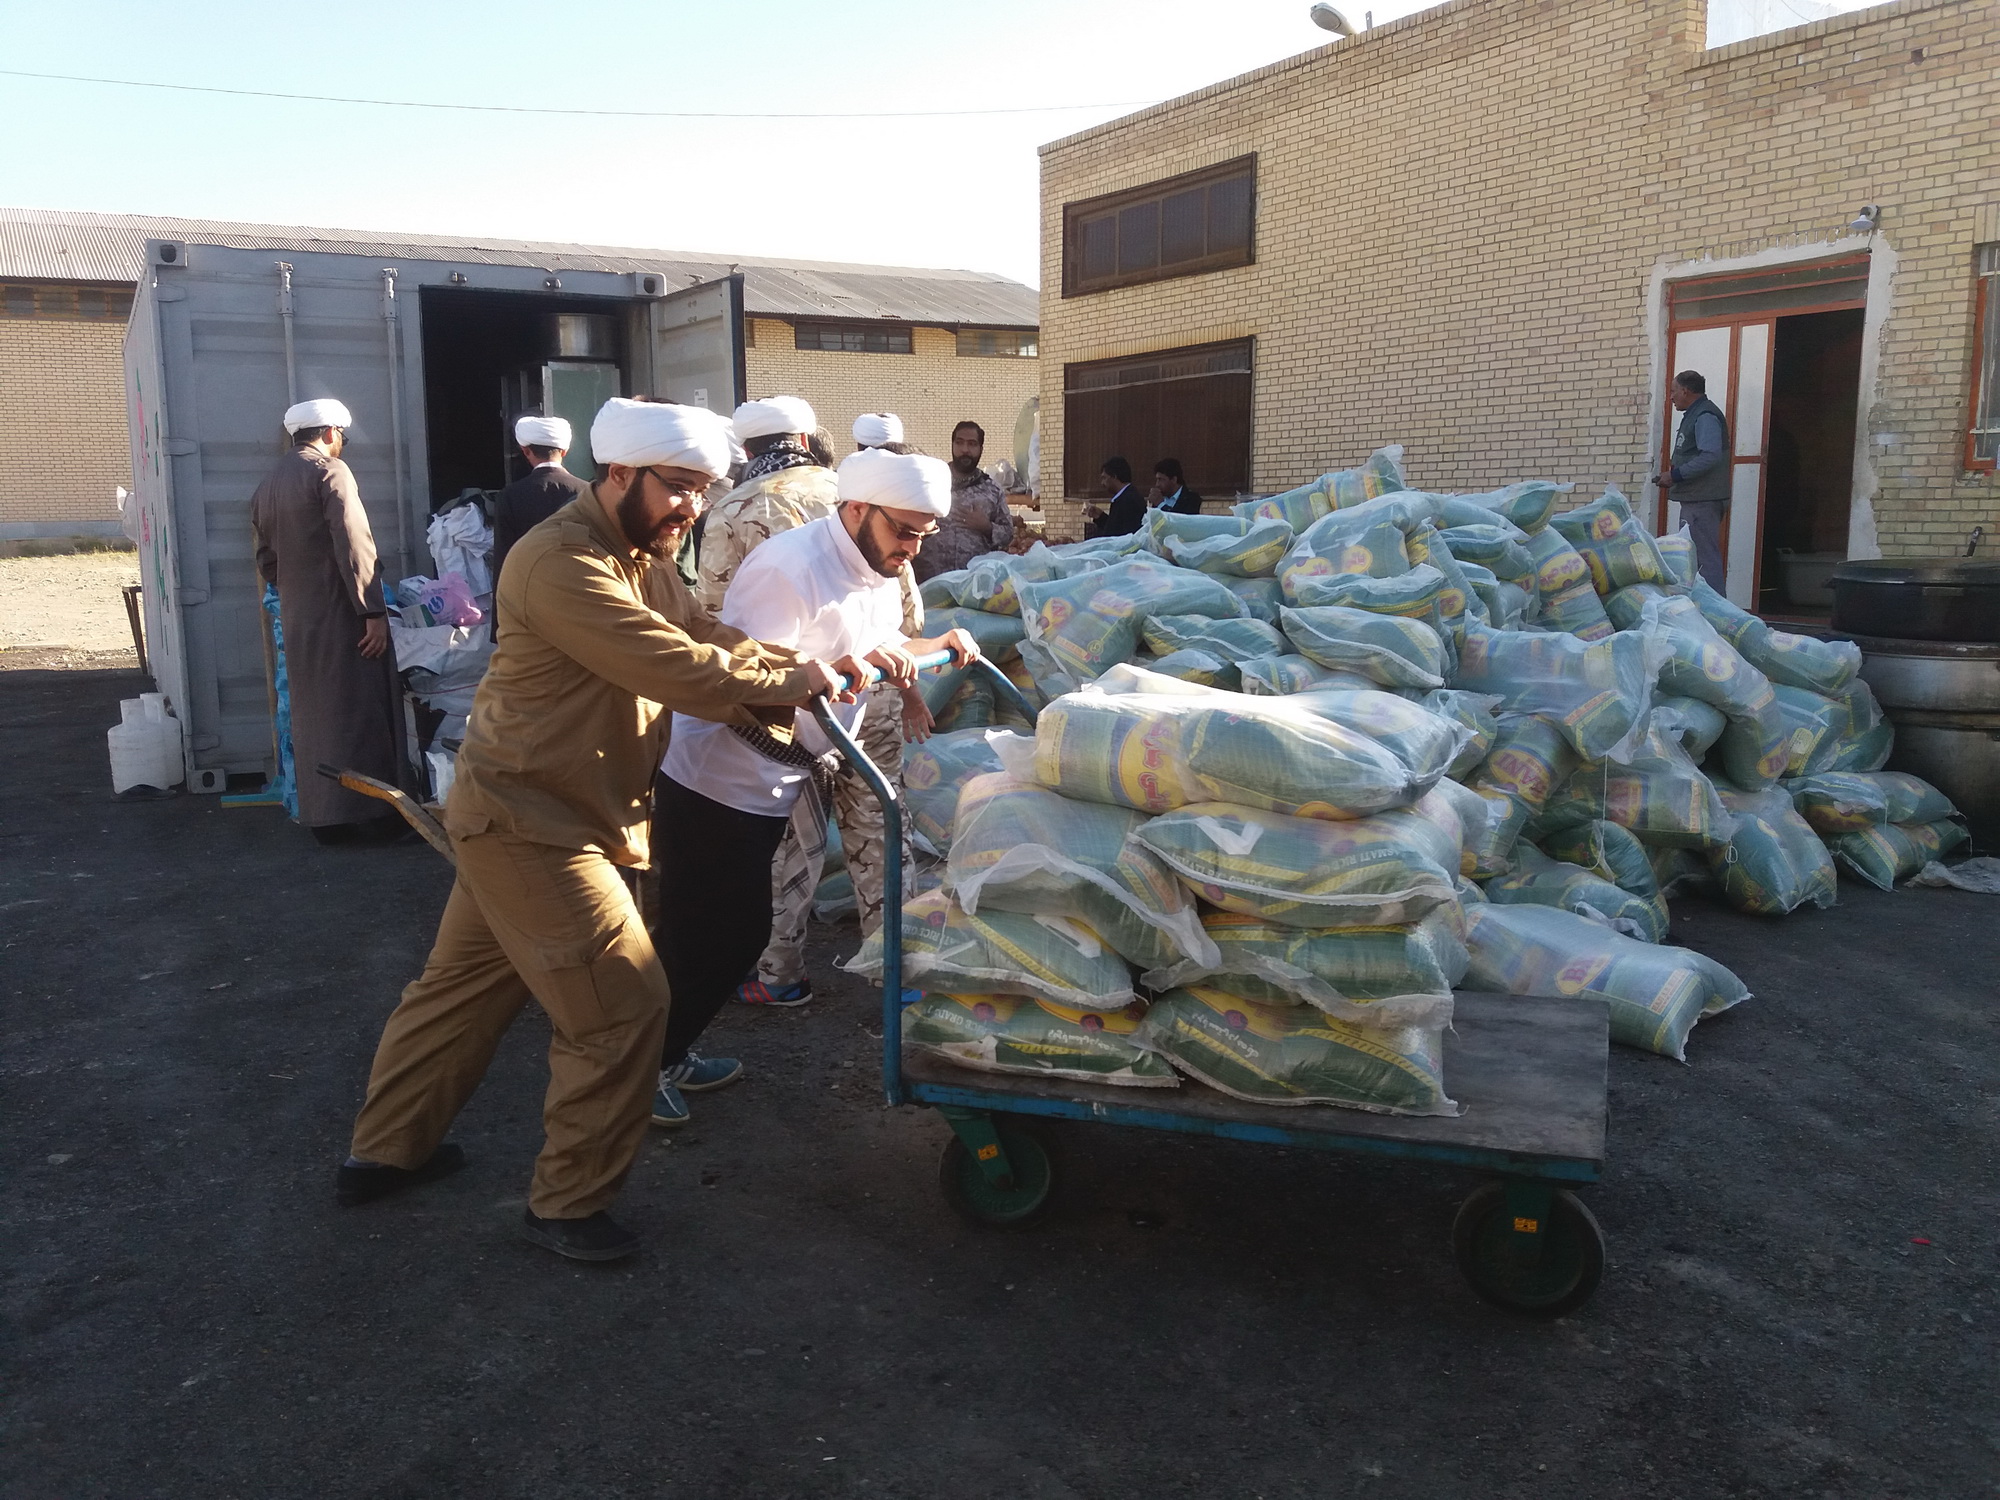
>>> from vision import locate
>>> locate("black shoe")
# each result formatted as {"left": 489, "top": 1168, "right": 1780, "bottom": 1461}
{"left": 521, "top": 1209, "right": 640, "bottom": 1262}
{"left": 335, "top": 1144, "right": 467, "bottom": 1206}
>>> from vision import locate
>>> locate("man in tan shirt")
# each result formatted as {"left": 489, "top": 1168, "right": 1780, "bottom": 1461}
{"left": 338, "top": 399, "right": 857, "bottom": 1263}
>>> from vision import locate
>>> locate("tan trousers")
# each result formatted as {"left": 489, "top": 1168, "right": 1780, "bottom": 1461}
{"left": 349, "top": 831, "right": 669, "bottom": 1219}
{"left": 757, "top": 686, "right": 909, "bottom": 986}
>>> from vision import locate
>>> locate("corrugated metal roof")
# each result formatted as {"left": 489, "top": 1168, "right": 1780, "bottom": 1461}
{"left": 0, "top": 206, "right": 1039, "bottom": 328}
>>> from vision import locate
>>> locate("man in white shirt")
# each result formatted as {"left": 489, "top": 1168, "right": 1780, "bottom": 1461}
{"left": 650, "top": 448, "right": 978, "bottom": 1126}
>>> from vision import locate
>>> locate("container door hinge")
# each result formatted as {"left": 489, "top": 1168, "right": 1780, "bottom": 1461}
{"left": 165, "top": 439, "right": 197, "bottom": 457}
{"left": 175, "top": 587, "right": 209, "bottom": 606}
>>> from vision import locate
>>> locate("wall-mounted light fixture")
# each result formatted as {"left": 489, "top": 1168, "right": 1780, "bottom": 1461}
{"left": 1309, "top": 4, "right": 1357, "bottom": 36}
{"left": 1848, "top": 204, "right": 1882, "bottom": 234}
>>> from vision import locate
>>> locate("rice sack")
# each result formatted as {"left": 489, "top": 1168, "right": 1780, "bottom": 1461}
{"left": 1238, "top": 654, "right": 1380, "bottom": 696}
{"left": 1485, "top": 845, "right": 1671, "bottom": 944}
{"left": 1656, "top": 526, "right": 1699, "bottom": 586}
{"left": 923, "top": 604, "right": 1027, "bottom": 661}
{"left": 1436, "top": 479, "right": 1573, "bottom": 536}
{"left": 902, "top": 993, "right": 1178, "bottom": 1087}
{"left": 1463, "top": 903, "right": 1750, "bottom": 1061}
{"left": 1799, "top": 677, "right": 1894, "bottom": 773}
{"left": 1422, "top": 688, "right": 1501, "bottom": 778}
{"left": 1155, "top": 515, "right": 1296, "bottom": 577}
{"left": 1224, "top": 575, "right": 1286, "bottom": 622}
{"left": 1643, "top": 595, "right": 1790, "bottom": 790}
{"left": 1450, "top": 623, "right": 1663, "bottom": 762}
{"left": 1142, "top": 649, "right": 1240, "bottom": 689}
{"left": 1826, "top": 818, "right": 1970, "bottom": 890}
{"left": 1527, "top": 529, "right": 1616, "bottom": 639}
{"left": 1688, "top": 579, "right": 1862, "bottom": 694}
{"left": 1132, "top": 797, "right": 1462, "bottom": 929}
{"left": 1018, "top": 557, "right": 1244, "bottom": 695}
{"left": 1785, "top": 769, "right": 1958, "bottom": 835}
{"left": 1535, "top": 818, "right": 1660, "bottom": 900}
{"left": 844, "top": 889, "right": 1137, "bottom": 1010}
{"left": 1551, "top": 485, "right": 1676, "bottom": 596}
{"left": 901, "top": 728, "right": 1008, "bottom": 852}
{"left": 1141, "top": 613, "right": 1291, "bottom": 664}
{"left": 920, "top": 570, "right": 969, "bottom": 610}
{"left": 947, "top": 772, "right": 1216, "bottom": 971}
{"left": 1460, "top": 714, "right": 1579, "bottom": 876}
{"left": 1535, "top": 710, "right": 1737, "bottom": 851}
{"left": 1280, "top": 604, "right": 1447, "bottom": 689}
{"left": 1771, "top": 684, "right": 1842, "bottom": 778}
{"left": 1707, "top": 785, "right": 1838, "bottom": 915}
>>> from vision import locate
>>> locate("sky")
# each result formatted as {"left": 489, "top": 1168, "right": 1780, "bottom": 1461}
{"left": 1, "top": 0, "right": 1882, "bottom": 289}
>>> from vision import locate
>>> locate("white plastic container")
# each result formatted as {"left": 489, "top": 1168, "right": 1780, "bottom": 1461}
{"left": 108, "top": 696, "right": 185, "bottom": 792}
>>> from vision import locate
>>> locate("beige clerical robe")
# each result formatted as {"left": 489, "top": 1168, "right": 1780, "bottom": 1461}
{"left": 251, "top": 446, "right": 405, "bottom": 827}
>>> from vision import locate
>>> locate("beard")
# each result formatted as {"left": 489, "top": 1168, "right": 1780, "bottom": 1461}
{"left": 950, "top": 452, "right": 980, "bottom": 476}
{"left": 851, "top": 511, "right": 907, "bottom": 577}
{"left": 614, "top": 490, "right": 691, "bottom": 558}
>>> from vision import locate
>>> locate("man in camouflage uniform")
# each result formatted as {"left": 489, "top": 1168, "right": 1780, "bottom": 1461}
{"left": 694, "top": 400, "right": 921, "bottom": 1007}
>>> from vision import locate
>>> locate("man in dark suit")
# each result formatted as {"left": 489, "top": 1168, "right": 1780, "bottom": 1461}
{"left": 491, "top": 415, "right": 590, "bottom": 585}
{"left": 1149, "top": 457, "right": 1204, "bottom": 514}
{"left": 1083, "top": 456, "right": 1145, "bottom": 537}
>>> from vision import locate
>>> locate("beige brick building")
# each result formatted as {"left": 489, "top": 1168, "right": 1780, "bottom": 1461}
{"left": 0, "top": 209, "right": 1037, "bottom": 539}
{"left": 1037, "top": 0, "right": 2000, "bottom": 614}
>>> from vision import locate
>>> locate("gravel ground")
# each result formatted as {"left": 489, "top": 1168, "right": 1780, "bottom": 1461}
{"left": 2, "top": 666, "right": 1996, "bottom": 1500}
{"left": 0, "top": 554, "right": 143, "bottom": 654}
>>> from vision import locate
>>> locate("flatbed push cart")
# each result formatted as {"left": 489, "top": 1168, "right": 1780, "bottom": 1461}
{"left": 812, "top": 653, "right": 1612, "bottom": 1318}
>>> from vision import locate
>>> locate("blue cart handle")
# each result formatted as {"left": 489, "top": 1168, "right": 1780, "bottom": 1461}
{"left": 807, "top": 652, "right": 1036, "bottom": 1105}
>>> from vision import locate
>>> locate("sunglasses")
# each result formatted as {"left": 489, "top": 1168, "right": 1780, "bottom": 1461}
{"left": 872, "top": 509, "right": 939, "bottom": 545}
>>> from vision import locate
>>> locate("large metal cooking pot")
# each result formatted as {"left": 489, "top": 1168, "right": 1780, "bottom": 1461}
{"left": 1844, "top": 633, "right": 2000, "bottom": 839}
{"left": 1829, "top": 558, "right": 2000, "bottom": 642}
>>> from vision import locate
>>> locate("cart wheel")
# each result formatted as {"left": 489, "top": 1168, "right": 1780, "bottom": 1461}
{"left": 1452, "top": 1182, "right": 1604, "bottom": 1318}
{"left": 938, "top": 1121, "right": 1055, "bottom": 1230}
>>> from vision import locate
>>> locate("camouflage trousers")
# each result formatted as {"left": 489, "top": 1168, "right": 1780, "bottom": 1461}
{"left": 757, "top": 686, "right": 909, "bottom": 987}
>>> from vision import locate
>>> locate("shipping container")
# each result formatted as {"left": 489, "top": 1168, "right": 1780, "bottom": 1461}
{"left": 123, "top": 238, "right": 743, "bottom": 790}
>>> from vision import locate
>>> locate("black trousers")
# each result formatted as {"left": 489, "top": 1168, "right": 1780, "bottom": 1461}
{"left": 650, "top": 773, "right": 790, "bottom": 1068}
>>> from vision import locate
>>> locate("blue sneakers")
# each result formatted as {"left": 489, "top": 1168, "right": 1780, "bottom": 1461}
{"left": 651, "top": 1053, "right": 743, "bottom": 1129}
{"left": 733, "top": 977, "right": 813, "bottom": 1007}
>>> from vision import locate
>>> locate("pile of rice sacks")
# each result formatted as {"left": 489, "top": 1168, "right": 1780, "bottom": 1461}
{"left": 854, "top": 448, "right": 1965, "bottom": 1105}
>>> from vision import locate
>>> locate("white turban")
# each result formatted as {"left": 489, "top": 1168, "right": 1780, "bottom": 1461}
{"left": 589, "top": 398, "right": 739, "bottom": 481}
{"left": 283, "top": 398, "right": 352, "bottom": 433}
{"left": 732, "top": 396, "right": 817, "bottom": 443}
{"left": 514, "top": 415, "right": 572, "bottom": 450}
{"left": 852, "top": 412, "right": 903, "bottom": 448}
{"left": 837, "top": 448, "right": 952, "bottom": 518}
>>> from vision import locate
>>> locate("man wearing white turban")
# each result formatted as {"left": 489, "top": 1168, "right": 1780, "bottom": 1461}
{"left": 490, "top": 413, "right": 588, "bottom": 586}
{"left": 651, "top": 448, "right": 979, "bottom": 1126}
{"left": 251, "top": 397, "right": 406, "bottom": 842}
{"left": 342, "top": 397, "right": 857, "bottom": 1264}
{"left": 852, "top": 412, "right": 903, "bottom": 450}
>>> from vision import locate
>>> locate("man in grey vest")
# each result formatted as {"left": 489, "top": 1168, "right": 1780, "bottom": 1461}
{"left": 1655, "top": 370, "right": 1731, "bottom": 590}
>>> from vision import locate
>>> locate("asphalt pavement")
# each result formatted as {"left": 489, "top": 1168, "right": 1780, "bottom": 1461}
{"left": 3, "top": 665, "right": 1995, "bottom": 1500}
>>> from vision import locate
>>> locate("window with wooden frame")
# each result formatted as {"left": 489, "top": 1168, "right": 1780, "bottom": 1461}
{"left": 1062, "top": 338, "right": 1253, "bottom": 498}
{"left": 0, "top": 283, "right": 134, "bottom": 320}
{"left": 1967, "top": 243, "right": 2000, "bottom": 471}
{"left": 956, "top": 328, "right": 1038, "bottom": 358}
{"left": 1062, "top": 156, "right": 1256, "bottom": 298}
{"left": 793, "top": 321, "right": 913, "bottom": 355}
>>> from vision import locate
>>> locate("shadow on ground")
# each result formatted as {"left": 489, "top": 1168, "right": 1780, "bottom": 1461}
{"left": 2, "top": 668, "right": 1995, "bottom": 1499}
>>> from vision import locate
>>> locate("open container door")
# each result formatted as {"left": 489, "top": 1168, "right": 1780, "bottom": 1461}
{"left": 632, "top": 273, "right": 744, "bottom": 415}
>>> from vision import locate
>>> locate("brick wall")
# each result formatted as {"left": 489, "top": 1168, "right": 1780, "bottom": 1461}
{"left": 1036, "top": 0, "right": 2000, "bottom": 554}
{"left": 0, "top": 317, "right": 131, "bottom": 530}
{"left": 744, "top": 320, "right": 1039, "bottom": 475}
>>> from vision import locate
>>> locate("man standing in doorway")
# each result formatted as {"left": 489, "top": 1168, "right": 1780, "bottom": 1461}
{"left": 1657, "top": 370, "right": 1731, "bottom": 590}
{"left": 251, "top": 398, "right": 406, "bottom": 845}
{"left": 650, "top": 449, "right": 978, "bottom": 1127}
{"left": 914, "top": 420, "right": 1014, "bottom": 582}
{"left": 1083, "top": 456, "right": 1144, "bottom": 538}
{"left": 491, "top": 414, "right": 589, "bottom": 586}
{"left": 339, "top": 399, "right": 849, "bottom": 1263}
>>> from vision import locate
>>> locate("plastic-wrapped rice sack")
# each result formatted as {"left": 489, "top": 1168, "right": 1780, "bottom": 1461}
{"left": 1436, "top": 480, "right": 1573, "bottom": 536}
{"left": 1451, "top": 623, "right": 1664, "bottom": 761}
{"left": 902, "top": 728, "right": 1008, "bottom": 852}
{"left": 1787, "top": 769, "right": 1957, "bottom": 834}
{"left": 844, "top": 889, "right": 1138, "bottom": 1010}
{"left": 1288, "top": 689, "right": 1475, "bottom": 787}
{"left": 927, "top": 671, "right": 994, "bottom": 731}
{"left": 1656, "top": 526, "right": 1698, "bottom": 586}
{"left": 1029, "top": 680, "right": 1457, "bottom": 820}
{"left": 1141, "top": 613, "right": 1291, "bottom": 664}
{"left": 920, "top": 570, "right": 969, "bottom": 609}
{"left": 1828, "top": 818, "right": 1969, "bottom": 889}
{"left": 1437, "top": 522, "right": 1536, "bottom": 587}
{"left": 1649, "top": 843, "right": 1715, "bottom": 897}
{"left": 954, "top": 543, "right": 1069, "bottom": 615}
{"left": 1280, "top": 604, "right": 1447, "bottom": 689}
{"left": 1134, "top": 987, "right": 1457, "bottom": 1116}
{"left": 1527, "top": 529, "right": 1616, "bottom": 639}
{"left": 1287, "top": 567, "right": 1451, "bottom": 624}
{"left": 1143, "top": 649, "right": 1239, "bottom": 689}
{"left": 1146, "top": 907, "right": 1466, "bottom": 1026}
{"left": 1771, "top": 685, "right": 1842, "bottom": 777}
{"left": 1018, "top": 557, "right": 1245, "bottom": 695}
{"left": 1143, "top": 510, "right": 1245, "bottom": 546}
{"left": 1643, "top": 595, "right": 1789, "bottom": 790}
{"left": 1132, "top": 795, "right": 1462, "bottom": 929}
{"left": 1551, "top": 485, "right": 1676, "bottom": 595}
{"left": 1688, "top": 579, "right": 1862, "bottom": 694}
{"left": 1799, "top": 677, "right": 1893, "bottom": 773}
{"left": 1233, "top": 475, "right": 1338, "bottom": 531}
{"left": 1422, "top": 688, "right": 1500, "bottom": 778}
{"left": 1238, "top": 654, "right": 1378, "bottom": 696}
{"left": 1707, "top": 785, "right": 1838, "bottom": 915}
{"left": 1458, "top": 562, "right": 1529, "bottom": 630}
{"left": 1403, "top": 524, "right": 1479, "bottom": 631}
{"left": 1156, "top": 516, "right": 1296, "bottom": 577}
{"left": 1231, "top": 447, "right": 1413, "bottom": 530}
{"left": 1463, "top": 903, "right": 1750, "bottom": 1061}
{"left": 948, "top": 771, "right": 1215, "bottom": 971}
{"left": 1603, "top": 581, "right": 1679, "bottom": 631}
{"left": 1461, "top": 715, "right": 1578, "bottom": 876}
{"left": 1652, "top": 694, "right": 1728, "bottom": 758}
{"left": 1223, "top": 575, "right": 1284, "bottom": 623}
{"left": 924, "top": 604, "right": 1027, "bottom": 660}
{"left": 1537, "top": 709, "right": 1737, "bottom": 851}
{"left": 1535, "top": 818, "right": 1660, "bottom": 900}
{"left": 1278, "top": 516, "right": 1414, "bottom": 599}
{"left": 902, "top": 993, "right": 1178, "bottom": 1086}
{"left": 1485, "top": 845, "right": 1670, "bottom": 944}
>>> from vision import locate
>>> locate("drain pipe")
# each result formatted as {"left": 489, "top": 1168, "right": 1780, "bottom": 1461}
{"left": 276, "top": 262, "right": 298, "bottom": 404}
{"left": 380, "top": 268, "right": 414, "bottom": 579}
